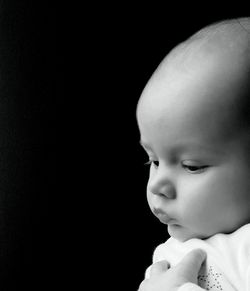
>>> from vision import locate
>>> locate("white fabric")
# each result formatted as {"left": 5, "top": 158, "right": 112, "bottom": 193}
{"left": 145, "top": 224, "right": 250, "bottom": 291}
{"left": 178, "top": 283, "right": 205, "bottom": 291}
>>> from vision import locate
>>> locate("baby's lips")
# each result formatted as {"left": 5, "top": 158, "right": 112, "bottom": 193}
{"left": 152, "top": 208, "right": 173, "bottom": 224}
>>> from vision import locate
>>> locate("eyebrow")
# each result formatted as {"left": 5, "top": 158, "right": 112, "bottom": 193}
{"left": 139, "top": 140, "right": 223, "bottom": 155}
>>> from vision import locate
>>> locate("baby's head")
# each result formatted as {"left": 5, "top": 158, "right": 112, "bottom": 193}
{"left": 136, "top": 18, "right": 250, "bottom": 242}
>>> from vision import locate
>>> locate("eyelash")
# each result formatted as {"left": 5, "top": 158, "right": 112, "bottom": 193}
{"left": 182, "top": 164, "right": 209, "bottom": 173}
{"left": 144, "top": 160, "right": 159, "bottom": 167}
{"left": 144, "top": 160, "right": 209, "bottom": 173}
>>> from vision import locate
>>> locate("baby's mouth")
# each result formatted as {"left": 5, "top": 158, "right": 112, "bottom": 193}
{"left": 152, "top": 208, "right": 175, "bottom": 225}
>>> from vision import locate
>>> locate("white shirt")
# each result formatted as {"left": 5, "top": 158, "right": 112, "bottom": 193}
{"left": 145, "top": 224, "right": 250, "bottom": 291}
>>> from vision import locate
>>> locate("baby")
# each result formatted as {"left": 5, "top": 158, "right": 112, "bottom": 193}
{"left": 136, "top": 18, "right": 250, "bottom": 290}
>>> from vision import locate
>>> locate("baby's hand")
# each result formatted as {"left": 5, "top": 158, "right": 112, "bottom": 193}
{"left": 138, "top": 249, "right": 206, "bottom": 291}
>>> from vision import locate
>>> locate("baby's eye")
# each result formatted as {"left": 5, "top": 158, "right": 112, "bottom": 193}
{"left": 144, "top": 160, "right": 159, "bottom": 167}
{"left": 182, "top": 164, "right": 208, "bottom": 174}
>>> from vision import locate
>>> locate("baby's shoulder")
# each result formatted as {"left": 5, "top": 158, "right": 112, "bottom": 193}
{"left": 208, "top": 223, "right": 250, "bottom": 255}
{"left": 153, "top": 224, "right": 250, "bottom": 264}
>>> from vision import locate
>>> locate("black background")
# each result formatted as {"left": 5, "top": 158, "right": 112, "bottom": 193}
{"left": 0, "top": 1, "right": 55, "bottom": 290}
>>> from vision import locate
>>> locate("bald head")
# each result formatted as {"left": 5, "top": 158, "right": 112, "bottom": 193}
{"left": 137, "top": 18, "right": 250, "bottom": 142}
{"left": 151, "top": 17, "right": 250, "bottom": 80}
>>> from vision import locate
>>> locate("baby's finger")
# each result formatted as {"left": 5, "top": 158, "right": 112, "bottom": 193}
{"left": 149, "top": 260, "right": 170, "bottom": 277}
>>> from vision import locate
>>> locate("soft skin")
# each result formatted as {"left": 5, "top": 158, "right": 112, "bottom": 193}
{"left": 137, "top": 47, "right": 250, "bottom": 242}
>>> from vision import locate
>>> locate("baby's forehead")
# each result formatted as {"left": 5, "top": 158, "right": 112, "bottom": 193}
{"left": 139, "top": 18, "right": 250, "bottom": 115}
{"left": 141, "top": 49, "right": 247, "bottom": 109}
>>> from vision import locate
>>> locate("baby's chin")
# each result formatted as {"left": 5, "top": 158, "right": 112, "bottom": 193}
{"left": 167, "top": 224, "right": 212, "bottom": 242}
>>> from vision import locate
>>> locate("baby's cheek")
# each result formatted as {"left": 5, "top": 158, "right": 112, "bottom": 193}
{"left": 180, "top": 188, "right": 235, "bottom": 236}
{"left": 179, "top": 190, "right": 217, "bottom": 226}
{"left": 146, "top": 188, "right": 154, "bottom": 211}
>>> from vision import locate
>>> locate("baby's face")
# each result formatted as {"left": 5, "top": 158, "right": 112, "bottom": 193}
{"left": 137, "top": 53, "right": 250, "bottom": 242}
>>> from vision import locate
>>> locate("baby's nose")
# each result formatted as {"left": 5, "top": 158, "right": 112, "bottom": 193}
{"left": 147, "top": 166, "right": 176, "bottom": 199}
